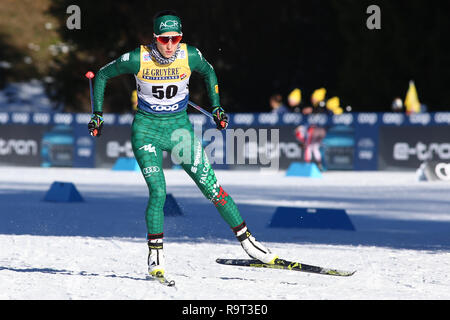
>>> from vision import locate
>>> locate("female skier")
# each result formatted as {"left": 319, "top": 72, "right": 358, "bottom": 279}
{"left": 88, "top": 10, "right": 277, "bottom": 279}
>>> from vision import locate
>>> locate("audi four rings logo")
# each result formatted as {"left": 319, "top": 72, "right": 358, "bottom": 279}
{"left": 142, "top": 166, "right": 160, "bottom": 176}
{"left": 435, "top": 163, "right": 450, "bottom": 181}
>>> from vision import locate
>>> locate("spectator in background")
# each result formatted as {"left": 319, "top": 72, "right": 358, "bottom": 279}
{"left": 287, "top": 88, "right": 302, "bottom": 113}
{"left": 391, "top": 97, "right": 403, "bottom": 112}
{"left": 294, "top": 88, "right": 329, "bottom": 171}
{"left": 269, "top": 93, "right": 289, "bottom": 114}
{"left": 302, "top": 87, "right": 326, "bottom": 115}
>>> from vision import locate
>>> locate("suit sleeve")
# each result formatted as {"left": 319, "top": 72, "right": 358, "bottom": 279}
{"left": 187, "top": 45, "right": 221, "bottom": 107}
{"left": 93, "top": 47, "right": 141, "bottom": 112}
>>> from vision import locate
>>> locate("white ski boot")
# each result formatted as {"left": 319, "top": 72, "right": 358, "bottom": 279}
{"left": 234, "top": 222, "right": 278, "bottom": 264}
{"left": 147, "top": 239, "right": 165, "bottom": 277}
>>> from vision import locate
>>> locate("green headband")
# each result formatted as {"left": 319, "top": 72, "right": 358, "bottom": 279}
{"left": 154, "top": 15, "right": 182, "bottom": 35}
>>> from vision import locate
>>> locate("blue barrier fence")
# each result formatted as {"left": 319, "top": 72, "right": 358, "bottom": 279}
{"left": 2, "top": 111, "right": 450, "bottom": 127}
{"left": 0, "top": 111, "right": 449, "bottom": 170}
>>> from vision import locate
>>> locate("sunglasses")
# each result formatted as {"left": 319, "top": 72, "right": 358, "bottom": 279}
{"left": 154, "top": 33, "right": 183, "bottom": 45}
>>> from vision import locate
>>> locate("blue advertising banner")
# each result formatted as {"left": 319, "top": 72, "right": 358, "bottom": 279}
{"left": 1, "top": 111, "right": 449, "bottom": 171}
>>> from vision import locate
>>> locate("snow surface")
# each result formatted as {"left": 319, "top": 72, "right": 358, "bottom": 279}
{"left": 0, "top": 167, "right": 449, "bottom": 300}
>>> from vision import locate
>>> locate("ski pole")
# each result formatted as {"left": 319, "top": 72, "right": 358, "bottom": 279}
{"left": 188, "top": 100, "right": 214, "bottom": 120}
{"left": 85, "top": 71, "right": 95, "bottom": 113}
{"left": 85, "top": 71, "right": 100, "bottom": 136}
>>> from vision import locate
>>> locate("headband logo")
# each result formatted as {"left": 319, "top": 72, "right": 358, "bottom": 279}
{"left": 159, "top": 20, "right": 180, "bottom": 30}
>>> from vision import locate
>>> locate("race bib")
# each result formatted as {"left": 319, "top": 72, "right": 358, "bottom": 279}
{"left": 135, "top": 44, "right": 191, "bottom": 114}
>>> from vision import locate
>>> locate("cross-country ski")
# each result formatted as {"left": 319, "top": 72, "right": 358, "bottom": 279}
{"left": 216, "top": 258, "right": 356, "bottom": 277}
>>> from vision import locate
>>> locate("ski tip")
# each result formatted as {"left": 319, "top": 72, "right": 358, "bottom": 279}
{"left": 325, "top": 269, "right": 356, "bottom": 277}
{"left": 164, "top": 279, "right": 176, "bottom": 287}
{"left": 344, "top": 269, "right": 357, "bottom": 276}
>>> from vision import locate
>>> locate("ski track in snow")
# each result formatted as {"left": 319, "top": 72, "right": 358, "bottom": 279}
{"left": 0, "top": 167, "right": 449, "bottom": 299}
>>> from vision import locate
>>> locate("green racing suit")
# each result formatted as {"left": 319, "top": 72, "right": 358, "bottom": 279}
{"left": 93, "top": 43, "right": 245, "bottom": 239}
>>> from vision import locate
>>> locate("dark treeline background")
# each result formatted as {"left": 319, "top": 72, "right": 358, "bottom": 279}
{"left": 33, "top": 1, "right": 450, "bottom": 112}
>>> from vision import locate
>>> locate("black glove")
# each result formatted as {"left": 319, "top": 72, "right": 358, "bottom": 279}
{"left": 212, "top": 106, "right": 228, "bottom": 130}
{"left": 88, "top": 111, "right": 104, "bottom": 137}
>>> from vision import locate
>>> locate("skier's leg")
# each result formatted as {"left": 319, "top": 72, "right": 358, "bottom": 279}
{"left": 304, "top": 126, "right": 314, "bottom": 163}
{"left": 172, "top": 130, "right": 277, "bottom": 264}
{"left": 132, "top": 117, "right": 166, "bottom": 275}
{"left": 132, "top": 141, "right": 166, "bottom": 237}
{"left": 312, "top": 143, "right": 323, "bottom": 170}
{"left": 304, "top": 144, "right": 312, "bottom": 163}
{"left": 172, "top": 133, "right": 243, "bottom": 228}
{"left": 311, "top": 128, "right": 325, "bottom": 170}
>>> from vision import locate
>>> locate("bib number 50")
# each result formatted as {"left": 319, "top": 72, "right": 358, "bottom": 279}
{"left": 152, "top": 85, "right": 178, "bottom": 99}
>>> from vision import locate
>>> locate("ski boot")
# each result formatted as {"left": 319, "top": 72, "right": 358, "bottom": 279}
{"left": 147, "top": 239, "right": 165, "bottom": 277}
{"left": 233, "top": 222, "right": 278, "bottom": 264}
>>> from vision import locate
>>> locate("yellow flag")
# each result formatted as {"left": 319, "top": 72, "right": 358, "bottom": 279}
{"left": 311, "top": 88, "right": 326, "bottom": 105}
{"left": 288, "top": 88, "right": 302, "bottom": 106}
{"left": 404, "top": 81, "right": 421, "bottom": 114}
{"left": 326, "top": 97, "right": 340, "bottom": 113}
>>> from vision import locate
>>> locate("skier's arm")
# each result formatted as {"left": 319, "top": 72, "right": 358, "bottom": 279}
{"left": 187, "top": 45, "right": 220, "bottom": 107}
{"left": 93, "top": 47, "right": 141, "bottom": 113}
